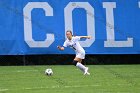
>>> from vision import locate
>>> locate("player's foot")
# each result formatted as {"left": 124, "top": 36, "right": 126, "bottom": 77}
{"left": 84, "top": 67, "right": 90, "bottom": 75}
{"left": 86, "top": 72, "right": 90, "bottom": 75}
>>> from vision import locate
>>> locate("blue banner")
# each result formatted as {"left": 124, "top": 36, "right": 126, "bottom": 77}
{"left": 0, "top": 0, "right": 140, "bottom": 55}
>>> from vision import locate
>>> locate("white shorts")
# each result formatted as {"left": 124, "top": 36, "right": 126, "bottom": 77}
{"left": 75, "top": 51, "right": 85, "bottom": 59}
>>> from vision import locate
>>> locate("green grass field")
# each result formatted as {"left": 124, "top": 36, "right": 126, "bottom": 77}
{"left": 0, "top": 65, "right": 140, "bottom": 93}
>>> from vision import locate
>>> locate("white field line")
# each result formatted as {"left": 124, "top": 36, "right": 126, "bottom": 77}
{"left": 0, "top": 70, "right": 38, "bottom": 74}
{"left": 0, "top": 84, "right": 99, "bottom": 92}
{"left": 0, "top": 83, "right": 132, "bottom": 92}
{"left": 23, "top": 84, "right": 100, "bottom": 90}
{"left": 16, "top": 70, "right": 38, "bottom": 72}
{"left": 0, "top": 89, "right": 9, "bottom": 92}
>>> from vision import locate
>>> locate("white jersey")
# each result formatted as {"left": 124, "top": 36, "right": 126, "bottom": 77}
{"left": 63, "top": 36, "right": 85, "bottom": 59}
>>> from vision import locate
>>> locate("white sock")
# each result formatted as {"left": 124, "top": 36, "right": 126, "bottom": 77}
{"left": 76, "top": 62, "right": 86, "bottom": 72}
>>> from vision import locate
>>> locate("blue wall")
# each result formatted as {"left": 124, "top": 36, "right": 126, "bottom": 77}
{"left": 0, "top": 0, "right": 140, "bottom": 55}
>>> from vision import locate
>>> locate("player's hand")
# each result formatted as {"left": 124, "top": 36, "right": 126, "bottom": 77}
{"left": 57, "top": 46, "right": 64, "bottom": 50}
{"left": 57, "top": 46, "right": 61, "bottom": 49}
{"left": 87, "top": 36, "right": 92, "bottom": 39}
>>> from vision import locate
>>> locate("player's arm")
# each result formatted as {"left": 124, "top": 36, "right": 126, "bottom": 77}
{"left": 57, "top": 46, "right": 65, "bottom": 51}
{"left": 79, "top": 36, "right": 92, "bottom": 39}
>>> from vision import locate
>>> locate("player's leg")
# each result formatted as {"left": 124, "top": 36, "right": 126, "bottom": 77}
{"left": 73, "top": 57, "right": 85, "bottom": 72}
{"left": 78, "top": 58, "right": 90, "bottom": 75}
{"left": 73, "top": 57, "right": 90, "bottom": 75}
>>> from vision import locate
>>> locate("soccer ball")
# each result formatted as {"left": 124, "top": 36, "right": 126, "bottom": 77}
{"left": 45, "top": 68, "right": 53, "bottom": 76}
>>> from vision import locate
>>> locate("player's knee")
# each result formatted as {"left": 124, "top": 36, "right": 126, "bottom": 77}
{"left": 72, "top": 60, "right": 78, "bottom": 66}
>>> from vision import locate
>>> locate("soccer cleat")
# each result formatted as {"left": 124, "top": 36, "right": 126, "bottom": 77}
{"left": 86, "top": 72, "right": 90, "bottom": 75}
{"left": 84, "top": 67, "right": 90, "bottom": 75}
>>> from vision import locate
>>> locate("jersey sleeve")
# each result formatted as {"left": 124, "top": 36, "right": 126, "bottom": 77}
{"left": 63, "top": 41, "right": 68, "bottom": 47}
{"left": 74, "top": 36, "right": 80, "bottom": 41}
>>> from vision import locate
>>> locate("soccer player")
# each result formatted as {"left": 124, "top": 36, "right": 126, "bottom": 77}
{"left": 57, "top": 30, "right": 91, "bottom": 75}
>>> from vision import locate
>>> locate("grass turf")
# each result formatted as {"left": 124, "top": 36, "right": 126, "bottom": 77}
{"left": 0, "top": 65, "right": 140, "bottom": 93}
